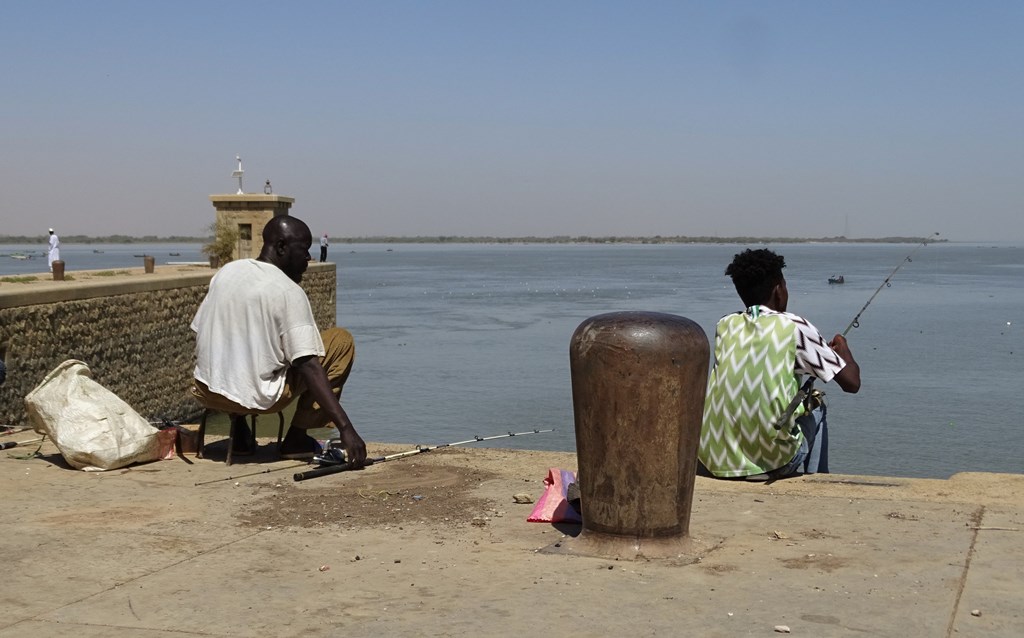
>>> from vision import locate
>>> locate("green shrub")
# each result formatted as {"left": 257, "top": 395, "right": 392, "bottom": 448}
{"left": 202, "top": 219, "right": 239, "bottom": 266}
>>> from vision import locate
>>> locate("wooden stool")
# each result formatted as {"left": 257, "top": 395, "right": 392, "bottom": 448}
{"left": 195, "top": 409, "right": 285, "bottom": 465}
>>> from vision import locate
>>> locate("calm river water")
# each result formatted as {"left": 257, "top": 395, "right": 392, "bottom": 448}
{"left": 3, "top": 241, "right": 1021, "bottom": 479}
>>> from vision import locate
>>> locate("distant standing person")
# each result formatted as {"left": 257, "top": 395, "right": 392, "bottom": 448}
{"left": 47, "top": 228, "right": 60, "bottom": 272}
{"left": 319, "top": 233, "right": 329, "bottom": 262}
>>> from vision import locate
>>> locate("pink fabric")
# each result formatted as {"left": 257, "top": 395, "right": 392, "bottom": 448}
{"left": 527, "top": 468, "right": 582, "bottom": 523}
{"left": 156, "top": 428, "right": 178, "bottom": 460}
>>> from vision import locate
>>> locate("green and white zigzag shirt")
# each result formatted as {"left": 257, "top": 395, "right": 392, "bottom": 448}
{"left": 698, "top": 306, "right": 846, "bottom": 477}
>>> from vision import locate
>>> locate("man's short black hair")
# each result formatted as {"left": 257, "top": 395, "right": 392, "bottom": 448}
{"left": 725, "top": 248, "right": 786, "bottom": 307}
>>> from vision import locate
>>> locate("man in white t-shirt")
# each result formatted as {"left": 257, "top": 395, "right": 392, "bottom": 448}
{"left": 191, "top": 215, "right": 366, "bottom": 464}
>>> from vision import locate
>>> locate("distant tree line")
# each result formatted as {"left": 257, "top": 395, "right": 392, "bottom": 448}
{"left": 331, "top": 235, "right": 946, "bottom": 245}
{"left": 0, "top": 233, "right": 945, "bottom": 245}
{"left": 0, "top": 234, "right": 208, "bottom": 244}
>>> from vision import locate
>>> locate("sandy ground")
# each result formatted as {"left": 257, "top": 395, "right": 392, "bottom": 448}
{"left": 1, "top": 431, "right": 1023, "bottom": 637}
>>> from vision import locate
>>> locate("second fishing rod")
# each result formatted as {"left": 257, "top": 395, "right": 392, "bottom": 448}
{"left": 775, "top": 233, "right": 940, "bottom": 429}
{"left": 293, "top": 428, "right": 554, "bottom": 482}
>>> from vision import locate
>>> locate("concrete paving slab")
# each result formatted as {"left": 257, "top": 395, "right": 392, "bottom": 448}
{"left": 952, "top": 507, "right": 1024, "bottom": 636}
{"left": 1, "top": 439, "right": 1021, "bottom": 637}
{"left": 0, "top": 621, "right": 196, "bottom": 638}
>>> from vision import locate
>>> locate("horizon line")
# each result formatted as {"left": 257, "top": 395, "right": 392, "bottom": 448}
{"left": 0, "top": 234, "right": 949, "bottom": 245}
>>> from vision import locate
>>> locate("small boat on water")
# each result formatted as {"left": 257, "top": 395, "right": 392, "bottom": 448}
{"left": 168, "top": 252, "right": 180, "bottom": 256}
{"left": 828, "top": 275, "right": 845, "bottom": 284}
{"left": 133, "top": 254, "right": 145, "bottom": 258}
{"left": 93, "top": 249, "right": 105, "bottom": 253}
{"left": 9, "top": 254, "right": 30, "bottom": 260}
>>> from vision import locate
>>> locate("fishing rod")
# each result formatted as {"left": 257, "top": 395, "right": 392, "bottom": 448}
{"left": 194, "top": 462, "right": 309, "bottom": 486}
{"left": 774, "top": 233, "right": 940, "bottom": 429}
{"left": 1, "top": 435, "right": 47, "bottom": 460}
{"left": 0, "top": 437, "right": 44, "bottom": 450}
{"left": 194, "top": 428, "right": 555, "bottom": 486}
{"left": 840, "top": 232, "right": 941, "bottom": 336}
{"left": 293, "top": 428, "right": 554, "bottom": 482}
{"left": 1, "top": 426, "right": 34, "bottom": 437}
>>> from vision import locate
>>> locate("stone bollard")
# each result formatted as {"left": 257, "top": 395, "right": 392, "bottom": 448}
{"left": 52, "top": 260, "right": 65, "bottom": 281}
{"left": 548, "top": 311, "right": 710, "bottom": 560}
{"left": 144, "top": 255, "right": 155, "bottom": 273}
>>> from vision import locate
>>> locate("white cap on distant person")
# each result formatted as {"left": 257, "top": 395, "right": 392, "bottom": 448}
{"left": 49, "top": 228, "right": 54, "bottom": 232}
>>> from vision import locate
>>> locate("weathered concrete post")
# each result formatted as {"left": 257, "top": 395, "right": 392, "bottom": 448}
{"left": 51, "top": 260, "right": 65, "bottom": 281}
{"left": 143, "top": 255, "right": 155, "bottom": 273}
{"left": 551, "top": 311, "right": 709, "bottom": 560}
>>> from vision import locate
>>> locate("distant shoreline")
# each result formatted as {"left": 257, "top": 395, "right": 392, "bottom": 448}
{"left": 0, "top": 234, "right": 947, "bottom": 245}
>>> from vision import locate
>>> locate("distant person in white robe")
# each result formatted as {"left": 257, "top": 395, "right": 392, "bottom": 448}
{"left": 47, "top": 228, "right": 60, "bottom": 272}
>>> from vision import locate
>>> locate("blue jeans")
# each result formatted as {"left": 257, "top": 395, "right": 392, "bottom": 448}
{"left": 768, "top": 405, "right": 829, "bottom": 478}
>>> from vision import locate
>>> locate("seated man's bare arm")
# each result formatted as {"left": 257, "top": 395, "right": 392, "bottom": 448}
{"left": 829, "top": 335, "right": 861, "bottom": 394}
{"left": 292, "top": 355, "right": 367, "bottom": 464}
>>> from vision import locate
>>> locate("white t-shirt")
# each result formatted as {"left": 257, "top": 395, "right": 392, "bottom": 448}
{"left": 191, "top": 259, "right": 325, "bottom": 410}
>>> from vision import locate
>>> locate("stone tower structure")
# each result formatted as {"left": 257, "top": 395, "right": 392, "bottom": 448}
{"left": 208, "top": 193, "right": 295, "bottom": 260}
{"left": 208, "top": 157, "right": 294, "bottom": 260}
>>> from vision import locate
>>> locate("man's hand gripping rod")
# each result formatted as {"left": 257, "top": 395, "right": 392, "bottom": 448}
{"left": 773, "top": 233, "right": 939, "bottom": 430}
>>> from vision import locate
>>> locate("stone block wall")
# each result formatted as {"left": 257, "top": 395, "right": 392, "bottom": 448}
{"left": 302, "top": 266, "right": 337, "bottom": 330}
{"left": 0, "top": 263, "right": 336, "bottom": 427}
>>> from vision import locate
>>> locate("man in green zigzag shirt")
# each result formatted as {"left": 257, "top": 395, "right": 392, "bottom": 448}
{"left": 698, "top": 249, "right": 861, "bottom": 480}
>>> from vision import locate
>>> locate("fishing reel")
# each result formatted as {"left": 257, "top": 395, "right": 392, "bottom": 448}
{"left": 312, "top": 439, "right": 347, "bottom": 466}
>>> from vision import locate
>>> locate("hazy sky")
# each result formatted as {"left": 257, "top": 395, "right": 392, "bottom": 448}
{"left": 3, "top": 1, "right": 1022, "bottom": 240}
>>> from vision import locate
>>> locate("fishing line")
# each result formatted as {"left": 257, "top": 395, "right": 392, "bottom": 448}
{"left": 774, "top": 233, "right": 940, "bottom": 429}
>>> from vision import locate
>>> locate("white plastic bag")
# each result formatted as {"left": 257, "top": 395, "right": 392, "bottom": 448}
{"left": 24, "top": 359, "right": 163, "bottom": 471}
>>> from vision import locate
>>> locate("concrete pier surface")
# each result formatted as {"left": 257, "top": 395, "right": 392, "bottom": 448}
{"left": 1, "top": 435, "right": 1021, "bottom": 637}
